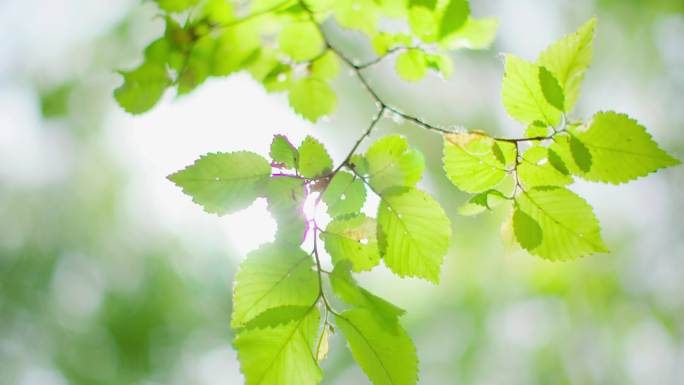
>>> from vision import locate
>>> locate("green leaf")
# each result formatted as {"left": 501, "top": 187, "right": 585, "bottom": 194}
{"left": 279, "top": 22, "right": 325, "bottom": 62}
{"left": 289, "top": 77, "right": 337, "bottom": 122}
{"left": 513, "top": 186, "right": 608, "bottom": 260}
{"left": 330, "top": 261, "right": 405, "bottom": 324}
{"left": 336, "top": 308, "right": 417, "bottom": 385}
{"left": 114, "top": 61, "right": 171, "bottom": 115}
{"left": 321, "top": 171, "right": 367, "bottom": 217}
{"left": 310, "top": 50, "right": 340, "bottom": 80}
{"left": 366, "top": 135, "right": 425, "bottom": 193}
{"left": 395, "top": 49, "right": 428, "bottom": 81}
{"left": 265, "top": 176, "right": 307, "bottom": 245}
{"left": 213, "top": 23, "right": 261, "bottom": 76}
{"left": 408, "top": 6, "right": 438, "bottom": 42}
{"left": 231, "top": 243, "right": 318, "bottom": 328}
{"left": 297, "top": 136, "right": 333, "bottom": 178}
{"left": 242, "top": 305, "right": 312, "bottom": 330}
{"left": 524, "top": 121, "right": 550, "bottom": 138}
{"left": 155, "top": 0, "right": 199, "bottom": 13}
{"left": 457, "top": 189, "right": 508, "bottom": 216}
{"left": 439, "top": 17, "right": 498, "bottom": 50}
{"left": 425, "top": 53, "right": 453, "bottom": 78}
{"left": 517, "top": 145, "right": 573, "bottom": 189}
{"left": 377, "top": 187, "right": 451, "bottom": 283}
{"left": 553, "top": 112, "right": 680, "bottom": 184}
{"left": 438, "top": 0, "right": 470, "bottom": 39}
{"left": 502, "top": 55, "right": 561, "bottom": 126}
{"left": 177, "top": 35, "right": 215, "bottom": 95}
{"left": 270, "top": 135, "right": 298, "bottom": 169}
{"left": 334, "top": 0, "right": 380, "bottom": 35}
{"left": 321, "top": 214, "right": 380, "bottom": 272}
{"left": 538, "top": 66, "right": 565, "bottom": 111}
{"left": 168, "top": 152, "right": 271, "bottom": 215}
{"left": 235, "top": 308, "right": 322, "bottom": 385}
{"left": 537, "top": 17, "right": 596, "bottom": 112}
{"left": 442, "top": 133, "right": 515, "bottom": 193}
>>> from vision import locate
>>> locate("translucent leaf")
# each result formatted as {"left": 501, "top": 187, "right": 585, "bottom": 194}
{"left": 408, "top": 6, "right": 438, "bottom": 42}
{"left": 316, "top": 324, "right": 331, "bottom": 362}
{"left": 334, "top": 0, "right": 380, "bottom": 34}
{"left": 457, "top": 189, "right": 508, "bottom": 216}
{"left": 377, "top": 187, "right": 451, "bottom": 283}
{"left": 155, "top": 0, "right": 199, "bottom": 13}
{"left": 438, "top": 0, "right": 469, "bottom": 39}
{"left": 289, "top": 77, "right": 337, "bottom": 122}
{"left": 213, "top": 23, "right": 261, "bottom": 76}
{"left": 235, "top": 308, "right": 322, "bottom": 385}
{"left": 552, "top": 112, "right": 680, "bottom": 184}
{"left": 396, "top": 49, "right": 428, "bottom": 81}
{"left": 537, "top": 17, "right": 596, "bottom": 112}
{"left": 439, "top": 17, "right": 498, "bottom": 50}
{"left": 114, "top": 61, "right": 171, "bottom": 115}
{"left": 443, "top": 133, "right": 515, "bottom": 193}
{"left": 517, "top": 145, "right": 573, "bottom": 189}
{"left": 538, "top": 66, "right": 565, "bottom": 111}
{"left": 513, "top": 186, "right": 607, "bottom": 260}
{"left": 366, "top": 135, "right": 425, "bottom": 193}
{"left": 502, "top": 55, "right": 561, "bottom": 126}
{"left": 201, "top": 0, "right": 235, "bottom": 23}
{"left": 279, "top": 22, "right": 325, "bottom": 62}
{"left": 270, "top": 135, "right": 299, "bottom": 169}
{"left": 242, "top": 305, "right": 312, "bottom": 330}
{"left": 321, "top": 214, "right": 380, "bottom": 272}
{"left": 310, "top": 50, "right": 340, "bottom": 80}
{"left": 231, "top": 243, "right": 318, "bottom": 328}
{"left": 297, "top": 136, "right": 333, "bottom": 178}
{"left": 524, "top": 121, "right": 550, "bottom": 139}
{"left": 321, "top": 171, "right": 367, "bottom": 217}
{"left": 265, "top": 176, "right": 307, "bottom": 245}
{"left": 336, "top": 308, "right": 417, "bottom": 385}
{"left": 168, "top": 152, "right": 271, "bottom": 215}
{"left": 177, "top": 35, "right": 215, "bottom": 95}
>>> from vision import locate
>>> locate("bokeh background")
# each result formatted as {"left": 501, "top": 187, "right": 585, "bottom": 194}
{"left": 1, "top": 0, "right": 683, "bottom": 384}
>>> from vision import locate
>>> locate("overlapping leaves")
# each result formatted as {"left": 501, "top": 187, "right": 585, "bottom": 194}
{"left": 444, "top": 17, "right": 679, "bottom": 261}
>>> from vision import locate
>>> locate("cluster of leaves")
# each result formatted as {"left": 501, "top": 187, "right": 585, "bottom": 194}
{"left": 443, "top": 18, "right": 679, "bottom": 260}
{"left": 114, "top": 0, "right": 497, "bottom": 119}
{"left": 169, "top": 133, "right": 447, "bottom": 385}
{"left": 117, "top": 1, "right": 680, "bottom": 385}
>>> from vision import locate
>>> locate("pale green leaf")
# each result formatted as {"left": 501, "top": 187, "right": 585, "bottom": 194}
{"left": 377, "top": 187, "right": 451, "bottom": 283}
{"left": 279, "top": 22, "right": 324, "bottom": 62}
{"left": 552, "top": 112, "right": 680, "bottom": 184}
{"left": 265, "top": 176, "right": 307, "bottom": 245}
{"left": 439, "top": 17, "right": 498, "bottom": 50}
{"left": 155, "top": 0, "right": 199, "bottom": 13}
{"left": 289, "top": 77, "right": 337, "bottom": 122}
{"left": 235, "top": 308, "right": 322, "bottom": 385}
{"left": 396, "top": 49, "right": 428, "bottom": 81}
{"left": 213, "top": 23, "right": 261, "bottom": 76}
{"left": 310, "top": 50, "right": 340, "bottom": 80}
{"left": 321, "top": 214, "right": 380, "bottom": 272}
{"left": 334, "top": 0, "right": 379, "bottom": 34}
{"left": 537, "top": 17, "right": 596, "bottom": 112}
{"left": 408, "top": 6, "right": 438, "bottom": 42}
{"left": 114, "top": 61, "right": 171, "bottom": 115}
{"left": 242, "top": 305, "right": 312, "bottom": 330}
{"left": 443, "top": 133, "right": 515, "bottom": 193}
{"left": 321, "top": 171, "right": 367, "bottom": 217}
{"left": 425, "top": 53, "right": 453, "bottom": 78}
{"left": 513, "top": 186, "right": 607, "bottom": 260}
{"left": 231, "top": 243, "right": 318, "bottom": 328}
{"left": 330, "top": 261, "right": 405, "bottom": 325}
{"left": 270, "top": 135, "right": 298, "bottom": 169}
{"left": 502, "top": 55, "right": 561, "bottom": 126}
{"left": 366, "top": 135, "right": 425, "bottom": 193}
{"left": 297, "top": 136, "right": 333, "bottom": 178}
{"left": 336, "top": 308, "right": 417, "bottom": 385}
{"left": 517, "top": 145, "right": 573, "bottom": 188}
{"left": 168, "top": 152, "right": 271, "bottom": 215}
